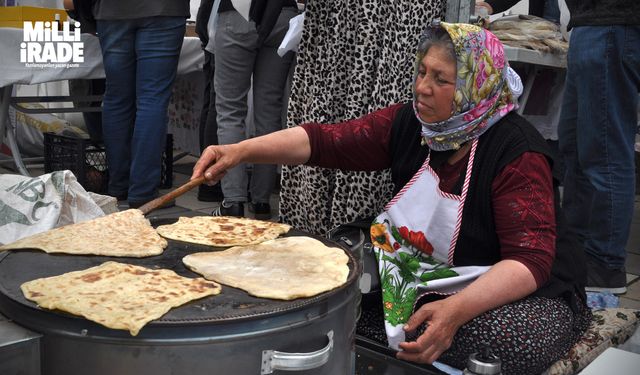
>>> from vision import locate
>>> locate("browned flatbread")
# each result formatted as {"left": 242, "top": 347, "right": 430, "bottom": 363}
{"left": 155, "top": 216, "right": 291, "bottom": 247}
{"left": 0, "top": 209, "right": 167, "bottom": 257}
{"left": 21, "top": 261, "right": 221, "bottom": 336}
{"left": 183, "top": 236, "right": 350, "bottom": 300}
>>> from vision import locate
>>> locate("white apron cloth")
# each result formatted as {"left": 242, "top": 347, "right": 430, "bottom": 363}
{"left": 370, "top": 139, "right": 490, "bottom": 349}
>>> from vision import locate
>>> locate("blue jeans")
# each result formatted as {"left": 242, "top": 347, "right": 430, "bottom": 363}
{"left": 558, "top": 25, "right": 640, "bottom": 269}
{"left": 97, "top": 17, "right": 185, "bottom": 202}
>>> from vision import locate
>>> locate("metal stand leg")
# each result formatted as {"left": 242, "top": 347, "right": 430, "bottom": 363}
{"left": 6, "top": 126, "right": 29, "bottom": 176}
{"left": 517, "top": 65, "right": 537, "bottom": 115}
{"left": 0, "top": 85, "right": 12, "bottom": 153}
{"left": 0, "top": 84, "right": 31, "bottom": 176}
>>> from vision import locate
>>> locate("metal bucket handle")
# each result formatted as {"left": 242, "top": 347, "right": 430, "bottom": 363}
{"left": 260, "top": 330, "right": 333, "bottom": 374}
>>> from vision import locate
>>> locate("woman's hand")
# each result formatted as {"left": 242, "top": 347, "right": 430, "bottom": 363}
{"left": 191, "top": 127, "right": 313, "bottom": 184}
{"left": 396, "top": 297, "right": 465, "bottom": 364}
{"left": 397, "top": 260, "right": 538, "bottom": 364}
{"left": 192, "top": 144, "right": 244, "bottom": 185}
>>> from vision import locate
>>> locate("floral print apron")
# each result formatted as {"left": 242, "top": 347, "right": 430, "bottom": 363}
{"left": 370, "top": 139, "right": 491, "bottom": 349}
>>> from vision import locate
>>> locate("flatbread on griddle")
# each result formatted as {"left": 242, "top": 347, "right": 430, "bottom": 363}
{"left": 0, "top": 209, "right": 167, "bottom": 257}
{"left": 182, "top": 236, "right": 349, "bottom": 300}
{"left": 21, "top": 261, "right": 221, "bottom": 336}
{"left": 156, "top": 216, "right": 291, "bottom": 247}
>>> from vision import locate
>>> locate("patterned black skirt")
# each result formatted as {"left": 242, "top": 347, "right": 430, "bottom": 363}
{"left": 357, "top": 292, "right": 592, "bottom": 375}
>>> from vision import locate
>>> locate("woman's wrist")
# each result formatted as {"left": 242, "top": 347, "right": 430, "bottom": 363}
{"left": 441, "top": 294, "right": 471, "bottom": 329}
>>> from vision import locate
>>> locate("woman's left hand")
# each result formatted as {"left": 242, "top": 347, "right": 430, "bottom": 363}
{"left": 396, "top": 297, "right": 464, "bottom": 364}
{"left": 396, "top": 260, "right": 539, "bottom": 364}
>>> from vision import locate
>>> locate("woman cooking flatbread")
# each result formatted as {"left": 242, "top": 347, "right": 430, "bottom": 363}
{"left": 192, "top": 22, "right": 591, "bottom": 374}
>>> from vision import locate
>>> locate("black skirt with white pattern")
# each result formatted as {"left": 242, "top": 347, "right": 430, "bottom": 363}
{"left": 357, "top": 293, "right": 591, "bottom": 375}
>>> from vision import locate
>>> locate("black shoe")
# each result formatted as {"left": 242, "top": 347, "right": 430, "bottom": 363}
{"left": 212, "top": 201, "right": 245, "bottom": 217}
{"left": 197, "top": 183, "right": 223, "bottom": 202}
{"left": 585, "top": 255, "right": 627, "bottom": 294}
{"left": 249, "top": 202, "right": 272, "bottom": 220}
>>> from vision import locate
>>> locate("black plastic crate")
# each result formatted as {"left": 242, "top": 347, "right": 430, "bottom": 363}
{"left": 44, "top": 133, "right": 173, "bottom": 194}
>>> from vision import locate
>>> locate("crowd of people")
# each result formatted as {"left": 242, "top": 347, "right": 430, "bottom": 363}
{"left": 64, "top": 0, "right": 639, "bottom": 373}
{"left": 65, "top": 0, "right": 297, "bottom": 213}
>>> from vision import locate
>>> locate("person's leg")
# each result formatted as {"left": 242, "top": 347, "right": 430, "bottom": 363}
{"left": 96, "top": 20, "right": 137, "bottom": 199}
{"left": 68, "top": 79, "right": 103, "bottom": 144}
{"left": 214, "top": 10, "right": 258, "bottom": 212}
{"left": 128, "top": 16, "right": 185, "bottom": 204}
{"left": 560, "top": 26, "right": 640, "bottom": 291}
{"left": 85, "top": 79, "right": 106, "bottom": 144}
{"left": 250, "top": 8, "right": 296, "bottom": 217}
{"left": 558, "top": 31, "right": 590, "bottom": 244}
{"left": 198, "top": 50, "right": 223, "bottom": 202}
{"left": 542, "top": 0, "right": 560, "bottom": 23}
{"left": 200, "top": 51, "right": 221, "bottom": 150}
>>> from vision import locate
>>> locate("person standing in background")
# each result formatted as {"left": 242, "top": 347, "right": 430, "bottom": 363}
{"left": 64, "top": 0, "right": 105, "bottom": 145}
{"left": 212, "top": 0, "right": 298, "bottom": 218}
{"left": 94, "top": 0, "right": 188, "bottom": 207}
{"left": 194, "top": 0, "right": 223, "bottom": 202}
{"left": 558, "top": 0, "right": 640, "bottom": 294}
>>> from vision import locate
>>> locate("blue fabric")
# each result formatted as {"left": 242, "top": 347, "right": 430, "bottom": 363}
{"left": 97, "top": 17, "right": 185, "bottom": 202}
{"left": 542, "top": 0, "right": 560, "bottom": 23}
{"left": 433, "top": 361, "right": 463, "bottom": 375}
{"left": 586, "top": 292, "right": 620, "bottom": 309}
{"left": 558, "top": 25, "right": 640, "bottom": 269}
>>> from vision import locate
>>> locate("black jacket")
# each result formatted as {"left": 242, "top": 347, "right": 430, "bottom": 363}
{"left": 219, "top": 0, "right": 296, "bottom": 46}
{"left": 487, "top": 0, "right": 640, "bottom": 27}
{"left": 195, "top": 0, "right": 215, "bottom": 48}
{"left": 565, "top": 0, "right": 640, "bottom": 28}
{"left": 486, "top": 0, "right": 545, "bottom": 18}
{"left": 69, "top": 0, "right": 98, "bottom": 34}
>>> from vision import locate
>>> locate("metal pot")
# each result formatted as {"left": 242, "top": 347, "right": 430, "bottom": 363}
{"left": 0, "top": 229, "right": 360, "bottom": 375}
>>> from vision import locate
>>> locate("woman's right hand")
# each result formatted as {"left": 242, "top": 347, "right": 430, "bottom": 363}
{"left": 191, "top": 143, "right": 244, "bottom": 185}
{"left": 191, "top": 127, "right": 312, "bottom": 184}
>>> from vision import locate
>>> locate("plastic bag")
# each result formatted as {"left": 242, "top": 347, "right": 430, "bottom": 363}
{"left": 0, "top": 171, "right": 106, "bottom": 245}
{"left": 277, "top": 12, "right": 304, "bottom": 57}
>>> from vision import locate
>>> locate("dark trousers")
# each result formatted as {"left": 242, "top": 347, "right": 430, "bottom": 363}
{"left": 199, "top": 50, "right": 218, "bottom": 152}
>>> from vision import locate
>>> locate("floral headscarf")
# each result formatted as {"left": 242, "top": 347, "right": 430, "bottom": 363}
{"left": 414, "top": 22, "right": 523, "bottom": 151}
